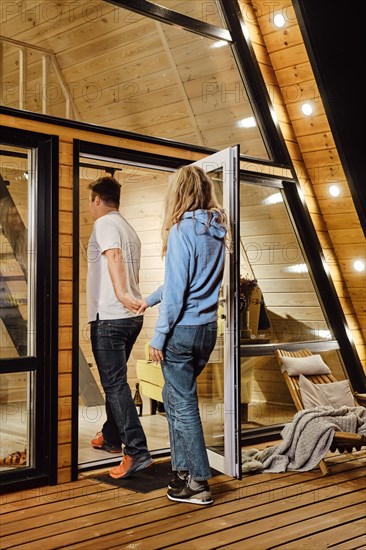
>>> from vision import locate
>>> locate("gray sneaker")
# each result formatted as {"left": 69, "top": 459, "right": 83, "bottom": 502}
{"left": 168, "top": 470, "right": 188, "bottom": 490}
{"left": 167, "top": 477, "right": 213, "bottom": 505}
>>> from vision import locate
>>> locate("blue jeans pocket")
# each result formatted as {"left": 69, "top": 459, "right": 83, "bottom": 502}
{"left": 167, "top": 326, "right": 197, "bottom": 355}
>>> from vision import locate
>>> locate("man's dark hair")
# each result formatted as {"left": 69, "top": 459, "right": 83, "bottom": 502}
{"left": 88, "top": 176, "right": 121, "bottom": 207}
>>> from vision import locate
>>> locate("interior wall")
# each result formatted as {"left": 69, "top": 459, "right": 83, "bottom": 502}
{"left": 79, "top": 165, "right": 169, "bottom": 396}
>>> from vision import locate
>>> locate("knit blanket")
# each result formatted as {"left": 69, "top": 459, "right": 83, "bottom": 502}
{"left": 243, "top": 406, "right": 366, "bottom": 473}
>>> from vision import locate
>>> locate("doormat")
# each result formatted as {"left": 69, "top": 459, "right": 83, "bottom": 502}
{"left": 91, "top": 460, "right": 220, "bottom": 494}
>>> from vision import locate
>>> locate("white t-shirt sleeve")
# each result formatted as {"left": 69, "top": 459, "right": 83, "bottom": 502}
{"left": 94, "top": 217, "right": 121, "bottom": 253}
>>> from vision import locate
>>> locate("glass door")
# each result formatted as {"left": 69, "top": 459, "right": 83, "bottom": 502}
{"left": 76, "top": 144, "right": 240, "bottom": 478}
{"left": 192, "top": 146, "right": 241, "bottom": 478}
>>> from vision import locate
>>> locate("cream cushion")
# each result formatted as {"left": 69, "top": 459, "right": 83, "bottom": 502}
{"left": 280, "top": 354, "right": 331, "bottom": 376}
{"left": 299, "top": 374, "right": 355, "bottom": 409}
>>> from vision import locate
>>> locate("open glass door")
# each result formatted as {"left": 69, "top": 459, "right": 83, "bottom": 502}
{"left": 77, "top": 143, "right": 240, "bottom": 478}
{"left": 192, "top": 146, "right": 241, "bottom": 478}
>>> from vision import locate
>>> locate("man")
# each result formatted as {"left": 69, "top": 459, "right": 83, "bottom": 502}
{"left": 87, "top": 176, "right": 152, "bottom": 479}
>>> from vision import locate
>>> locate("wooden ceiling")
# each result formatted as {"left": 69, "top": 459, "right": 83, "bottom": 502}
{"left": 1, "top": 0, "right": 268, "bottom": 157}
{"left": 0, "top": 0, "right": 364, "bottom": 368}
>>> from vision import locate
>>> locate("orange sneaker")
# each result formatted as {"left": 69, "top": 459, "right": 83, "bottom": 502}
{"left": 91, "top": 432, "right": 122, "bottom": 454}
{"left": 109, "top": 454, "right": 153, "bottom": 479}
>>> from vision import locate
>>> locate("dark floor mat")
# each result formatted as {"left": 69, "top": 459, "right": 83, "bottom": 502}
{"left": 91, "top": 460, "right": 220, "bottom": 493}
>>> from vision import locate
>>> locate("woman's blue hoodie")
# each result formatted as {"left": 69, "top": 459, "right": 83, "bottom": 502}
{"left": 146, "top": 209, "right": 227, "bottom": 350}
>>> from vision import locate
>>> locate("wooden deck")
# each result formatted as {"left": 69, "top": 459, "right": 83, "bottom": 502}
{"left": 1, "top": 450, "right": 365, "bottom": 550}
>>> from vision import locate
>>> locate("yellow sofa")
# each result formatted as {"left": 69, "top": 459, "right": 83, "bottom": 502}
{"left": 136, "top": 332, "right": 225, "bottom": 415}
{"left": 136, "top": 343, "right": 165, "bottom": 414}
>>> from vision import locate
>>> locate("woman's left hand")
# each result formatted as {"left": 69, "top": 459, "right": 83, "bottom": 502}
{"left": 150, "top": 346, "right": 164, "bottom": 363}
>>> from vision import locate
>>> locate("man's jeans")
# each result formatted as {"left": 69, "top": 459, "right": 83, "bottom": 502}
{"left": 90, "top": 316, "right": 149, "bottom": 457}
{"left": 161, "top": 322, "right": 217, "bottom": 481}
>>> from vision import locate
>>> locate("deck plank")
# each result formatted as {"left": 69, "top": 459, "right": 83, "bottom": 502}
{"left": 216, "top": 502, "right": 366, "bottom": 550}
{"left": 329, "top": 531, "right": 366, "bottom": 550}
{"left": 0, "top": 451, "right": 364, "bottom": 550}
{"left": 270, "top": 518, "right": 366, "bottom": 549}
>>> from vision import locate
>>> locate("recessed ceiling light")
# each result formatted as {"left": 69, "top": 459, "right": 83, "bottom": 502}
{"left": 238, "top": 116, "right": 256, "bottom": 128}
{"left": 353, "top": 260, "right": 365, "bottom": 272}
{"left": 273, "top": 13, "right": 285, "bottom": 28}
{"left": 301, "top": 103, "right": 313, "bottom": 116}
{"left": 328, "top": 185, "right": 340, "bottom": 197}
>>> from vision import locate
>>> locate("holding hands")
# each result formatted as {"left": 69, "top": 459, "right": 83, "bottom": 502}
{"left": 136, "top": 298, "right": 149, "bottom": 315}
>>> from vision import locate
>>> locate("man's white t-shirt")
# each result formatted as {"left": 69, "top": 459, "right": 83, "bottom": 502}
{"left": 87, "top": 211, "right": 141, "bottom": 321}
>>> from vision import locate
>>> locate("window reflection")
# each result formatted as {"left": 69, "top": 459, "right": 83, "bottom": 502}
{"left": 241, "top": 350, "right": 347, "bottom": 429}
{"left": 0, "top": 372, "right": 33, "bottom": 470}
{"left": 0, "top": 146, "right": 35, "bottom": 358}
{"left": 239, "top": 181, "right": 333, "bottom": 343}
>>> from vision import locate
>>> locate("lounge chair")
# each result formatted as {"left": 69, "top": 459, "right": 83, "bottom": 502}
{"left": 275, "top": 348, "right": 366, "bottom": 475}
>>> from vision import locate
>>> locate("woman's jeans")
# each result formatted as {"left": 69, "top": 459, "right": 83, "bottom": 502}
{"left": 162, "top": 322, "right": 217, "bottom": 481}
{"left": 90, "top": 316, "right": 149, "bottom": 457}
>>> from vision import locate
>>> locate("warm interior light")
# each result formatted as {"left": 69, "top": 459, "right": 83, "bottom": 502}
{"left": 273, "top": 13, "right": 285, "bottom": 28}
{"left": 301, "top": 103, "right": 313, "bottom": 116}
{"left": 353, "top": 260, "right": 365, "bottom": 272}
{"left": 328, "top": 185, "right": 340, "bottom": 197}
{"left": 262, "top": 192, "right": 283, "bottom": 205}
{"left": 210, "top": 40, "right": 227, "bottom": 49}
{"left": 238, "top": 116, "right": 256, "bottom": 128}
{"left": 242, "top": 26, "right": 250, "bottom": 41}
{"left": 271, "top": 110, "right": 278, "bottom": 123}
{"left": 283, "top": 264, "right": 308, "bottom": 274}
{"left": 311, "top": 329, "right": 332, "bottom": 339}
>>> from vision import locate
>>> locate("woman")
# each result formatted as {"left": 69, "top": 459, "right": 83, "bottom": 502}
{"left": 138, "top": 165, "right": 231, "bottom": 505}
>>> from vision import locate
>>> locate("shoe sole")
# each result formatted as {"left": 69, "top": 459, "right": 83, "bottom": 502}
{"left": 92, "top": 445, "right": 122, "bottom": 454}
{"left": 167, "top": 493, "right": 213, "bottom": 505}
{"left": 109, "top": 458, "right": 154, "bottom": 479}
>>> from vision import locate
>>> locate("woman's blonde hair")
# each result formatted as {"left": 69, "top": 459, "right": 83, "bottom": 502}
{"left": 161, "top": 165, "right": 232, "bottom": 255}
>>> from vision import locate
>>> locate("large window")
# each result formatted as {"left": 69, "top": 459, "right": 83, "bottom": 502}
{"left": 237, "top": 176, "right": 362, "bottom": 432}
{"left": 0, "top": 130, "right": 58, "bottom": 490}
{"left": 239, "top": 181, "right": 331, "bottom": 344}
{"left": 0, "top": 0, "right": 274, "bottom": 159}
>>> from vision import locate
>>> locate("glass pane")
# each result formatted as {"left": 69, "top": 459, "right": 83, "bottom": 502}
{"left": 0, "top": 145, "right": 36, "bottom": 357}
{"left": 78, "top": 156, "right": 172, "bottom": 465}
{"left": 151, "top": 0, "right": 228, "bottom": 27}
{"left": 239, "top": 182, "right": 332, "bottom": 344}
{"left": 241, "top": 349, "right": 348, "bottom": 429}
{"left": 0, "top": 372, "right": 34, "bottom": 471}
{"left": 1, "top": 2, "right": 269, "bottom": 159}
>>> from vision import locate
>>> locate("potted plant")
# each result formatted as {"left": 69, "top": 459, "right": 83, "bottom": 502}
{"left": 239, "top": 276, "right": 262, "bottom": 338}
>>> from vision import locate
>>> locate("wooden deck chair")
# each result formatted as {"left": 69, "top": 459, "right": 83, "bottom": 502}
{"left": 275, "top": 348, "right": 366, "bottom": 475}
